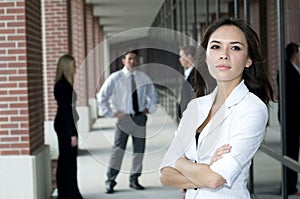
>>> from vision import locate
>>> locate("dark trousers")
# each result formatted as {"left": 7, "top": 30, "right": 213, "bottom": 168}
{"left": 286, "top": 125, "right": 299, "bottom": 194}
{"left": 56, "top": 134, "right": 82, "bottom": 199}
{"left": 106, "top": 114, "right": 147, "bottom": 184}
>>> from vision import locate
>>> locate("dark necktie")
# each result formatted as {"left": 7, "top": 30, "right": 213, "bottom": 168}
{"left": 131, "top": 74, "right": 139, "bottom": 113}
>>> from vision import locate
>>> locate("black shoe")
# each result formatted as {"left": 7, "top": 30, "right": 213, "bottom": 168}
{"left": 129, "top": 181, "right": 145, "bottom": 190}
{"left": 105, "top": 182, "right": 116, "bottom": 194}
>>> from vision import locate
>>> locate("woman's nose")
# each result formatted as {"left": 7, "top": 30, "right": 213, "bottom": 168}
{"left": 219, "top": 53, "right": 229, "bottom": 60}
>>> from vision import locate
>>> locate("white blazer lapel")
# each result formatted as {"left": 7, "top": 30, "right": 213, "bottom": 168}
{"left": 198, "top": 103, "right": 232, "bottom": 157}
{"left": 197, "top": 81, "right": 249, "bottom": 158}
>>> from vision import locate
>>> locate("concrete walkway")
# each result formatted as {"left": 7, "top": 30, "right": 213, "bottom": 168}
{"left": 76, "top": 105, "right": 184, "bottom": 199}
{"left": 53, "top": 106, "right": 300, "bottom": 199}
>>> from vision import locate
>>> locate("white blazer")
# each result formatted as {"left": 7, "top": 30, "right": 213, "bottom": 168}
{"left": 160, "top": 80, "right": 268, "bottom": 199}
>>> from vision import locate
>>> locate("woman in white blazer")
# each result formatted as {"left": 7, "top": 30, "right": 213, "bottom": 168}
{"left": 159, "top": 17, "right": 274, "bottom": 199}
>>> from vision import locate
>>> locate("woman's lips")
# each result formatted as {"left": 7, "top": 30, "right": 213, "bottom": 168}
{"left": 216, "top": 65, "right": 231, "bottom": 70}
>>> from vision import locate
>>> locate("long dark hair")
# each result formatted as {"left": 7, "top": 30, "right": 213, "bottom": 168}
{"left": 200, "top": 17, "right": 274, "bottom": 104}
{"left": 194, "top": 47, "right": 208, "bottom": 97}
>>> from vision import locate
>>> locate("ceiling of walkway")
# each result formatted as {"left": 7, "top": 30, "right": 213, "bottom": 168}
{"left": 85, "top": 0, "right": 234, "bottom": 43}
{"left": 86, "top": 0, "right": 165, "bottom": 42}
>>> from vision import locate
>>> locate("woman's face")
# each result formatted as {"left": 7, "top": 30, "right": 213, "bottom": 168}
{"left": 206, "top": 25, "right": 252, "bottom": 84}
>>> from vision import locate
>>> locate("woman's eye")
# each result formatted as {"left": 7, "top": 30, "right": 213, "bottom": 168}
{"left": 231, "top": 46, "right": 241, "bottom": 51}
{"left": 210, "top": 45, "right": 219, "bottom": 49}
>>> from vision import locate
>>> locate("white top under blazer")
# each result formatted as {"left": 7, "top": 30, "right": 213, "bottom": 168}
{"left": 160, "top": 80, "right": 268, "bottom": 199}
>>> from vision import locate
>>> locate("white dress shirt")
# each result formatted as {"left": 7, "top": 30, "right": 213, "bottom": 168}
{"left": 97, "top": 66, "right": 158, "bottom": 117}
{"left": 184, "top": 66, "right": 194, "bottom": 80}
{"left": 160, "top": 80, "right": 268, "bottom": 199}
{"left": 292, "top": 62, "right": 300, "bottom": 75}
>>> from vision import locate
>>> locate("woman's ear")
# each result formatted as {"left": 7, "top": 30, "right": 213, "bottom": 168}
{"left": 245, "top": 58, "right": 252, "bottom": 68}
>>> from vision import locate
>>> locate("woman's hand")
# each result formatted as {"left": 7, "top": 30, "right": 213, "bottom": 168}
{"left": 210, "top": 144, "right": 231, "bottom": 165}
{"left": 71, "top": 136, "right": 78, "bottom": 147}
{"left": 176, "top": 157, "right": 188, "bottom": 166}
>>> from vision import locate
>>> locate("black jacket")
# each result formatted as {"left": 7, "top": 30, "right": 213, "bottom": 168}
{"left": 54, "top": 75, "right": 79, "bottom": 137}
{"left": 178, "top": 68, "right": 196, "bottom": 118}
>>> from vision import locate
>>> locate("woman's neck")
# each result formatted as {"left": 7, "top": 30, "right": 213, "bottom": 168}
{"left": 214, "top": 79, "right": 241, "bottom": 106}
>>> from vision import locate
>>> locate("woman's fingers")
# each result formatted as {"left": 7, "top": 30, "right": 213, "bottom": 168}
{"left": 216, "top": 144, "right": 231, "bottom": 155}
{"left": 210, "top": 144, "right": 231, "bottom": 165}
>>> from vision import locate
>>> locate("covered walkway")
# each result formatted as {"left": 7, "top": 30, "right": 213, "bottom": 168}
{"left": 0, "top": 1, "right": 299, "bottom": 199}
{"left": 50, "top": 106, "right": 299, "bottom": 199}
{"left": 73, "top": 106, "right": 181, "bottom": 199}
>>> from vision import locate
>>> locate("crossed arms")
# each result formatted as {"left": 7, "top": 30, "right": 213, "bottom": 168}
{"left": 160, "top": 144, "right": 231, "bottom": 189}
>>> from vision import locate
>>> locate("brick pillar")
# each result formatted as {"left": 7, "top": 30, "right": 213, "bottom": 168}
{"left": 266, "top": 0, "right": 278, "bottom": 94}
{"left": 43, "top": 0, "right": 70, "bottom": 159}
{"left": 99, "top": 25, "right": 105, "bottom": 85}
{"left": 265, "top": 0, "right": 279, "bottom": 130}
{"left": 94, "top": 19, "right": 105, "bottom": 119}
{"left": 95, "top": 21, "right": 105, "bottom": 93}
{"left": 0, "top": 0, "right": 51, "bottom": 198}
{"left": 85, "top": 4, "right": 97, "bottom": 121}
{"left": 94, "top": 17, "right": 104, "bottom": 116}
{"left": 284, "top": 0, "right": 300, "bottom": 44}
{"left": 71, "top": 0, "right": 90, "bottom": 132}
{"left": 94, "top": 17, "right": 101, "bottom": 92}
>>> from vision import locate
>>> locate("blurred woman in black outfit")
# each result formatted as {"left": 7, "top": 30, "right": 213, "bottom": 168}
{"left": 54, "top": 54, "right": 83, "bottom": 199}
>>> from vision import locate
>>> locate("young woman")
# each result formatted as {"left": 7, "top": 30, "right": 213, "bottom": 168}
{"left": 54, "top": 54, "right": 83, "bottom": 199}
{"left": 159, "top": 18, "right": 273, "bottom": 199}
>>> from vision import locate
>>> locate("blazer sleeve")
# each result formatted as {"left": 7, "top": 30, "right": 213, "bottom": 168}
{"left": 159, "top": 99, "right": 200, "bottom": 170}
{"left": 210, "top": 97, "right": 268, "bottom": 187}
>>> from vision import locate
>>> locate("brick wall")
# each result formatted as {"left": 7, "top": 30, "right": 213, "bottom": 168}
{"left": 94, "top": 18, "right": 104, "bottom": 91}
{"left": 71, "top": 0, "right": 87, "bottom": 106}
{"left": 43, "top": 0, "right": 70, "bottom": 122}
{"left": 85, "top": 4, "right": 96, "bottom": 98}
{"left": 265, "top": 0, "right": 300, "bottom": 100}
{"left": 99, "top": 25, "right": 104, "bottom": 86}
{"left": 284, "top": 0, "right": 300, "bottom": 46}
{"left": 0, "top": 0, "right": 43, "bottom": 155}
{"left": 26, "top": 0, "right": 44, "bottom": 153}
{"left": 266, "top": 0, "right": 279, "bottom": 99}
{"left": 249, "top": 1, "right": 260, "bottom": 35}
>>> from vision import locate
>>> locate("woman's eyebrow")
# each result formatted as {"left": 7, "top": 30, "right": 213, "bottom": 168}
{"left": 209, "top": 40, "right": 221, "bottom": 44}
{"left": 209, "top": 40, "right": 244, "bottom": 46}
{"left": 230, "top": 41, "right": 244, "bottom": 46}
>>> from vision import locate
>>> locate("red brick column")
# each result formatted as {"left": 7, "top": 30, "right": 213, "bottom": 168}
{"left": 265, "top": 0, "right": 278, "bottom": 96}
{"left": 94, "top": 17, "right": 101, "bottom": 91}
{"left": 0, "top": 0, "right": 51, "bottom": 198}
{"left": 86, "top": 4, "right": 95, "bottom": 98}
{"left": 85, "top": 4, "right": 97, "bottom": 120}
{"left": 265, "top": 0, "right": 300, "bottom": 100}
{"left": 284, "top": 0, "right": 300, "bottom": 46}
{"left": 43, "top": 0, "right": 70, "bottom": 159}
{"left": 0, "top": 0, "right": 43, "bottom": 155}
{"left": 71, "top": 0, "right": 90, "bottom": 132}
{"left": 94, "top": 20, "right": 105, "bottom": 119}
{"left": 71, "top": 0, "right": 87, "bottom": 105}
{"left": 95, "top": 20, "right": 105, "bottom": 91}
{"left": 43, "top": 0, "right": 70, "bottom": 122}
